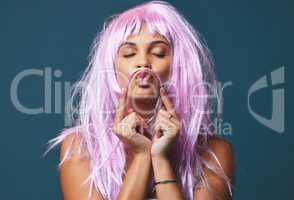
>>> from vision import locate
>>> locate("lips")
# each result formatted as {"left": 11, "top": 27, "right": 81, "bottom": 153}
{"left": 135, "top": 70, "right": 153, "bottom": 87}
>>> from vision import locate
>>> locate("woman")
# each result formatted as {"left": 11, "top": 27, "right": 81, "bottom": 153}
{"left": 44, "top": 1, "right": 235, "bottom": 199}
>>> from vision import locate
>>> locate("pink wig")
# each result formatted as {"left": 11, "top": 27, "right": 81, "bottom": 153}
{"left": 44, "top": 1, "right": 233, "bottom": 199}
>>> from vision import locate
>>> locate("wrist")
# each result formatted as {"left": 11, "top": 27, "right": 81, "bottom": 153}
{"left": 133, "top": 150, "right": 151, "bottom": 159}
{"left": 132, "top": 143, "right": 152, "bottom": 156}
{"left": 151, "top": 152, "right": 168, "bottom": 160}
{"left": 151, "top": 154, "right": 169, "bottom": 165}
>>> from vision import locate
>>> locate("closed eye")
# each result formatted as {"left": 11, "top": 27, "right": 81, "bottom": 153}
{"left": 123, "top": 54, "right": 135, "bottom": 58}
{"left": 153, "top": 53, "right": 166, "bottom": 58}
{"left": 122, "top": 53, "right": 166, "bottom": 58}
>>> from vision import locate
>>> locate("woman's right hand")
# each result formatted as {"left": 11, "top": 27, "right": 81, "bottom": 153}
{"left": 112, "top": 88, "right": 152, "bottom": 155}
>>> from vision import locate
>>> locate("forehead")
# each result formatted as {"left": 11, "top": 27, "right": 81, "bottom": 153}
{"left": 124, "top": 24, "right": 169, "bottom": 45}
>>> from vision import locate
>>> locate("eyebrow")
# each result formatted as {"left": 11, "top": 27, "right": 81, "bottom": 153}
{"left": 119, "top": 40, "right": 170, "bottom": 48}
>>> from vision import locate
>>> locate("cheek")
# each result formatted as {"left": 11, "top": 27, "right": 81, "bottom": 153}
{"left": 115, "top": 59, "right": 136, "bottom": 88}
{"left": 154, "top": 61, "right": 171, "bottom": 83}
{"left": 115, "top": 61, "right": 128, "bottom": 89}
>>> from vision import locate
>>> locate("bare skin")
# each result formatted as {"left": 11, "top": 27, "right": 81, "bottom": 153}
{"left": 59, "top": 24, "right": 235, "bottom": 200}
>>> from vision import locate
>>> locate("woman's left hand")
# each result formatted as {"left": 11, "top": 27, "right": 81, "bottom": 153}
{"left": 151, "top": 87, "right": 182, "bottom": 158}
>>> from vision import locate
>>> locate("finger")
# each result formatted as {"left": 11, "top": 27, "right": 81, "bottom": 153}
{"left": 127, "top": 112, "right": 147, "bottom": 133}
{"left": 114, "top": 88, "right": 128, "bottom": 123}
{"left": 160, "top": 87, "right": 173, "bottom": 110}
{"left": 152, "top": 129, "right": 161, "bottom": 142}
{"left": 158, "top": 109, "right": 181, "bottom": 126}
{"left": 153, "top": 122, "right": 163, "bottom": 140}
{"left": 160, "top": 87, "right": 179, "bottom": 119}
{"left": 137, "top": 113, "right": 150, "bottom": 132}
{"left": 126, "top": 111, "right": 145, "bottom": 125}
{"left": 155, "top": 117, "right": 176, "bottom": 131}
{"left": 136, "top": 113, "right": 146, "bottom": 124}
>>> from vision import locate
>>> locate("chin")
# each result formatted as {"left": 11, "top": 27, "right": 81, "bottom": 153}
{"left": 132, "top": 94, "right": 158, "bottom": 100}
{"left": 132, "top": 87, "right": 159, "bottom": 98}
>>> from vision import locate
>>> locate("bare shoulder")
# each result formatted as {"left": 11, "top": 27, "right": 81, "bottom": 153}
{"left": 195, "top": 135, "right": 235, "bottom": 199}
{"left": 200, "top": 135, "right": 235, "bottom": 177}
{"left": 60, "top": 133, "right": 87, "bottom": 161}
{"left": 206, "top": 135, "right": 234, "bottom": 160}
{"left": 60, "top": 133, "right": 103, "bottom": 200}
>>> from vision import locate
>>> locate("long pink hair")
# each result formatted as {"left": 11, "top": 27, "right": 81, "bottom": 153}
{"left": 44, "top": 1, "right": 233, "bottom": 199}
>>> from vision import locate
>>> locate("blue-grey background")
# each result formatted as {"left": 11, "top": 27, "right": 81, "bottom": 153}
{"left": 1, "top": 0, "right": 293, "bottom": 199}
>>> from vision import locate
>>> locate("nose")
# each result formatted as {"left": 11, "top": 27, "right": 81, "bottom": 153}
{"left": 136, "top": 53, "right": 151, "bottom": 70}
{"left": 136, "top": 64, "right": 151, "bottom": 70}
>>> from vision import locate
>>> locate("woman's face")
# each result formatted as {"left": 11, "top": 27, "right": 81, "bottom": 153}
{"left": 115, "top": 24, "right": 172, "bottom": 99}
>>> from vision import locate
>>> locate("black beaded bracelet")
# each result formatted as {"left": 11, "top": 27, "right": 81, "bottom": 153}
{"left": 154, "top": 179, "right": 178, "bottom": 186}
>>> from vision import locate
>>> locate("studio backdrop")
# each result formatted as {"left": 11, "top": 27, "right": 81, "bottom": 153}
{"left": 1, "top": 0, "right": 293, "bottom": 199}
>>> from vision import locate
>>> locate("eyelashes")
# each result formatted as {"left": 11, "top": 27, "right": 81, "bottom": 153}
{"left": 123, "top": 53, "right": 135, "bottom": 58}
{"left": 154, "top": 54, "right": 165, "bottom": 58}
{"left": 123, "top": 53, "right": 166, "bottom": 58}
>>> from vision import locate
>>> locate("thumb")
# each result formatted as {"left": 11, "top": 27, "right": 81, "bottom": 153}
{"left": 152, "top": 129, "right": 161, "bottom": 142}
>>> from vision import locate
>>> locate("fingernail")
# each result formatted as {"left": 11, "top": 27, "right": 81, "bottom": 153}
{"left": 128, "top": 108, "right": 133, "bottom": 113}
{"left": 121, "top": 88, "right": 126, "bottom": 95}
